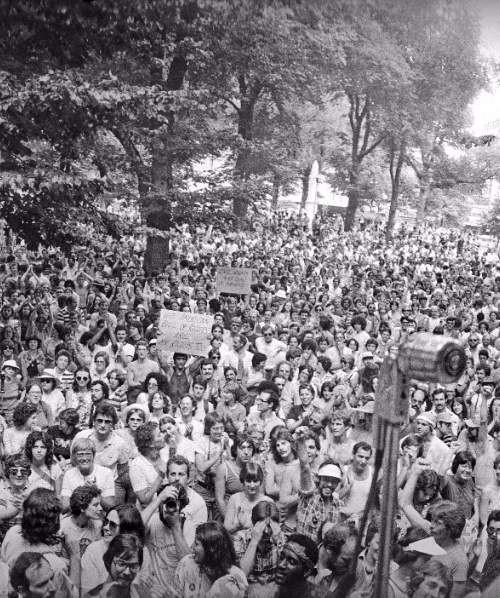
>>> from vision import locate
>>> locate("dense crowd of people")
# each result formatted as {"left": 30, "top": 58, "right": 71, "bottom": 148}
{"left": 1, "top": 211, "right": 500, "bottom": 597}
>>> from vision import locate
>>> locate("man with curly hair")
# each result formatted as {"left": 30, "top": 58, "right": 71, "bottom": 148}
{"left": 60, "top": 485, "right": 102, "bottom": 591}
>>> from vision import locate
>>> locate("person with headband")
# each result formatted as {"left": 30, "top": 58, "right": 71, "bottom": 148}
{"left": 274, "top": 533, "right": 334, "bottom": 598}
{"left": 294, "top": 427, "right": 344, "bottom": 542}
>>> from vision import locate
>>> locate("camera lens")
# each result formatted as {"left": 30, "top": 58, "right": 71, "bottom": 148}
{"left": 165, "top": 497, "right": 178, "bottom": 510}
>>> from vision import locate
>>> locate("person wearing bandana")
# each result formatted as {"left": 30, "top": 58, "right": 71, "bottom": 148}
{"left": 273, "top": 533, "right": 335, "bottom": 598}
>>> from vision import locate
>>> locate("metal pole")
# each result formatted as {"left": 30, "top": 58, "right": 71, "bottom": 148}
{"left": 374, "top": 419, "right": 401, "bottom": 597}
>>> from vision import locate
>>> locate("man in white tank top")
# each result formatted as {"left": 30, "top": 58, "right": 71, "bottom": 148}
{"left": 339, "top": 441, "right": 373, "bottom": 523}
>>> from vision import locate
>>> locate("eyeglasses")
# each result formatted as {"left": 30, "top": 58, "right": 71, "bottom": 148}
{"left": 211, "top": 355, "right": 220, "bottom": 359}
{"left": 95, "top": 418, "right": 113, "bottom": 425}
{"left": 8, "top": 468, "right": 29, "bottom": 476}
{"left": 104, "top": 518, "right": 119, "bottom": 530}
{"left": 487, "top": 526, "right": 500, "bottom": 536}
{"left": 113, "top": 558, "right": 140, "bottom": 573}
{"left": 40, "top": 379, "right": 53, "bottom": 383}
{"left": 29, "top": 392, "right": 42, "bottom": 397}
{"left": 76, "top": 376, "right": 89, "bottom": 381}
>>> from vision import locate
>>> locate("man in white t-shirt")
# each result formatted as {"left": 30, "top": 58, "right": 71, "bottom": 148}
{"left": 61, "top": 437, "right": 115, "bottom": 513}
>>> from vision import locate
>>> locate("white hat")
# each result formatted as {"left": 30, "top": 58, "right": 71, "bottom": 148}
{"left": 356, "top": 401, "right": 375, "bottom": 414}
{"left": 36, "top": 369, "right": 60, "bottom": 387}
{"left": 275, "top": 290, "right": 287, "bottom": 299}
{"left": 121, "top": 403, "right": 150, "bottom": 424}
{"left": 362, "top": 351, "right": 374, "bottom": 360}
{"left": 317, "top": 463, "right": 342, "bottom": 479}
{"left": 2, "top": 359, "right": 20, "bottom": 370}
{"left": 403, "top": 537, "right": 447, "bottom": 556}
{"left": 122, "top": 345, "right": 135, "bottom": 359}
{"left": 416, "top": 413, "right": 436, "bottom": 428}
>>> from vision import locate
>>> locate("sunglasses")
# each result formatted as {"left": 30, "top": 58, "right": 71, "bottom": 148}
{"left": 104, "top": 518, "right": 119, "bottom": 530}
{"left": 95, "top": 418, "right": 113, "bottom": 425}
{"left": 76, "top": 376, "right": 89, "bottom": 381}
{"left": 8, "top": 468, "right": 29, "bottom": 476}
{"left": 40, "top": 379, "right": 53, "bottom": 383}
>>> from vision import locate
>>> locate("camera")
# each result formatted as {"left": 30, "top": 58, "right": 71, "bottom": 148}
{"left": 159, "top": 484, "right": 189, "bottom": 523}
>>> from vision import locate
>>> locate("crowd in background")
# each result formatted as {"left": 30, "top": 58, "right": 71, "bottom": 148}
{"left": 0, "top": 212, "right": 500, "bottom": 597}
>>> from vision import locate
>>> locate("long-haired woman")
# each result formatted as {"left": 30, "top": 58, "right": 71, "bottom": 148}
{"left": 25, "top": 430, "right": 63, "bottom": 494}
{"left": 174, "top": 521, "right": 247, "bottom": 598}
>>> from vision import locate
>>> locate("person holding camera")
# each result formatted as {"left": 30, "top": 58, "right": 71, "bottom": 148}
{"left": 144, "top": 455, "right": 207, "bottom": 588}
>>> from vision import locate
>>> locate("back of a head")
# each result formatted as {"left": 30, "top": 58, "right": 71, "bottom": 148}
{"left": 22, "top": 488, "right": 61, "bottom": 545}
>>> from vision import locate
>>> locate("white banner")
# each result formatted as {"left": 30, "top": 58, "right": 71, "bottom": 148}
{"left": 216, "top": 267, "right": 252, "bottom": 295}
{"left": 157, "top": 309, "right": 214, "bottom": 357}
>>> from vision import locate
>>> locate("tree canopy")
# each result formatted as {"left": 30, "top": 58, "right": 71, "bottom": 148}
{"left": 0, "top": 0, "right": 490, "bottom": 249}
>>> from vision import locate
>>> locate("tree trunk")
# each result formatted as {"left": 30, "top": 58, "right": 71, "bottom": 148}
{"left": 301, "top": 165, "right": 312, "bottom": 209}
{"left": 385, "top": 137, "right": 406, "bottom": 241}
{"left": 416, "top": 180, "right": 430, "bottom": 226}
{"left": 271, "top": 174, "right": 280, "bottom": 209}
{"left": 232, "top": 77, "right": 263, "bottom": 219}
{"left": 344, "top": 164, "right": 360, "bottom": 232}
{"left": 142, "top": 4, "right": 197, "bottom": 274}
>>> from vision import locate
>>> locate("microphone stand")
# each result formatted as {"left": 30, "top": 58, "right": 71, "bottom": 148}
{"left": 332, "top": 333, "right": 465, "bottom": 598}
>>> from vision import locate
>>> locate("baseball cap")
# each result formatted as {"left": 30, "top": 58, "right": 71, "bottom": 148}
{"left": 362, "top": 351, "right": 374, "bottom": 360}
{"left": 317, "top": 463, "right": 342, "bottom": 480}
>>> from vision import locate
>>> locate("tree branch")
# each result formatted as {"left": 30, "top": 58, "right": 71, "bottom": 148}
{"left": 405, "top": 154, "right": 422, "bottom": 179}
{"left": 359, "top": 135, "right": 385, "bottom": 160}
{"left": 215, "top": 93, "right": 241, "bottom": 114}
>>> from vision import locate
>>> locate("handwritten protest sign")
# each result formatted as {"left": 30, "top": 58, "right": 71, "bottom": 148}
{"left": 157, "top": 310, "right": 214, "bottom": 357}
{"left": 216, "top": 267, "right": 252, "bottom": 295}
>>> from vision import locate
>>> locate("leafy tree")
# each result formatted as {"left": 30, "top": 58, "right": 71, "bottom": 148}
{"left": 397, "top": 0, "right": 486, "bottom": 224}
{"left": 327, "top": 0, "right": 412, "bottom": 231}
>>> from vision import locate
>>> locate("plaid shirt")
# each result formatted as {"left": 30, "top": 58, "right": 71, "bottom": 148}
{"left": 233, "top": 528, "right": 286, "bottom": 585}
{"left": 296, "top": 488, "right": 344, "bottom": 542}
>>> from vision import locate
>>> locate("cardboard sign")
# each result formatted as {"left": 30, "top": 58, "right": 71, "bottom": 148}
{"left": 157, "top": 309, "right": 213, "bottom": 357}
{"left": 216, "top": 267, "right": 252, "bottom": 295}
